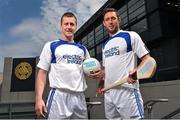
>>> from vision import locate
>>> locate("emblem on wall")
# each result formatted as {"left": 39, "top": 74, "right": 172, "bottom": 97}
{"left": 15, "top": 62, "right": 32, "bottom": 80}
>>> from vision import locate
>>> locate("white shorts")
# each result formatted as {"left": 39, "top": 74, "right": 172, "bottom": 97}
{"left": 46, "top": 88, "right": 88, "bottom": 119}
{"left": 104, "top": 87, "right": 144, "bottom": 119}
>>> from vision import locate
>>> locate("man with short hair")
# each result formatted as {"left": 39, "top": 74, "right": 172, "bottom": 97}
{"left": 35, "top": 12, "right": 90, "bottom": 119}
{"left": 90, "top": 8, "right": 153, "bottom": 119}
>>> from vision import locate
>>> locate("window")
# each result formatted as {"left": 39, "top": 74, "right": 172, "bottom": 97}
{"left": 103, "top": 27, "right": 109, "bottom": 39}
{"left": 128, "top": 0, "right": 139, "bottom": 8}
{"left": 96, "top": 43, "right": 103, "bottom": 55}
{"left": 96, "top": 43, "right": 103, "bottom": 61}
{"left": 128, "top": 0, "right": 146, "bottom": 23}
{"left": 81, "top": 36, "right": 88, "bottom": 47}
{"left": 89, "top": 48, "right": 95, "bottom": 57}
{"left": 131, "top": 18, "right": 148, "bottom": 33}
{"left": 95, "top": 24, "right": 104, "bottom": 44}
{"left": 118, "top": 5, "right": 128, "bottom": 26}
{"left": 87, "top": 31, "right": 95, "bottom": 49}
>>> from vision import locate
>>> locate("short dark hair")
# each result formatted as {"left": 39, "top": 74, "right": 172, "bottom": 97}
{"left": 60, "top": 12, "right": 77, "bottom": 25}
{"left": 102, "top": 8, "right": 120, "bottom": 20}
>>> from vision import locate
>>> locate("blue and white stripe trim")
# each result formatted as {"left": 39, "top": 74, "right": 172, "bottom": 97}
{"left": 50, "top": 39, "right": 86, "bottom": 63}
{"left": 133, "top": 89, "right": 144, "bottom": 118}
{"left": 46, "top": 88, "right": 56, "bottom": 116}
{"left": 103, "top": 32, "right": 132, "bottom": 52}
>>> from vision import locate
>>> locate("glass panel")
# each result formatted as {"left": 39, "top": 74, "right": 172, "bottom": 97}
{"left": 128, "top": 1, "right": 145, "bottom": 15}
{"left": 129, "top": 7, "right": 145, "bottom": 23}
{"left": 81, "top": 36, "right": 88, "bottom": 47}
{"left": 95, "top": 24, "right": 104, "bottom": 44}
{"left": 96, "top": 43, "right": 103, "bottom": 61}
{"left": 118, "top": 5, "right": 128, "bottom": 26}
{"left": 128, "top": 0, "right": 139, "bottom": 8}
{"left": 89, "top": 48, "right": 95, "bottom": 57}
{"left": 96, "top": 43, "right": 103, "bottom": 55}
{"left": 131, "top": 18, "right": 147, "bottom": 33}
{"left": 87, "top": 31, "right": 94, "bottom": 48}
{"left": 118, "top": 5, "right": 127, "bottom": 15}
{"left": 104, "top": 28, "right": 109, "bottom": 38}
{"left": 121, "top": 17, "right": 128, "bottom": 26}
{"left": 128, "top": 0, "right": 146, "bottom": 23}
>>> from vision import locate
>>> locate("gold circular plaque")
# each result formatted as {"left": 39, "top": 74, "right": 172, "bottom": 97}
{"left": 15, "top": 62, "right": 32, "bottom": 80}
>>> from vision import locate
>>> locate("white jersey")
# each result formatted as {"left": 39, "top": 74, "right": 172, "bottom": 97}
{"left": 103, "top": 30, "right": 149, "bottom": 89}
{"left": 37, "top": 39, "right": 90, "bottom": 92}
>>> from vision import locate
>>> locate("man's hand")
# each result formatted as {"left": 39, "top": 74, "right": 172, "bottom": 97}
{"left": 35, "top": 98, "right": 47, "bottom": 118}
{"left": 127, "top": 68, "right": 137, "bottom": 84}
{"left": 88, "top": 70, "right": 104, "bottom": 81}
{"left": 96, "top": 86, "right": 104, "bottom": 97}
{"left": 96, "top": 80, "right": 104, "bottom": 97}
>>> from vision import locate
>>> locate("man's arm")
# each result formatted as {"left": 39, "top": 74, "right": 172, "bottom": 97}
{"left": 35, "top": 68, "right": 48, "bottom": 118}
{"left": 96, "top": 78, "right": 104, "bottom": 97}
{"left": 88, "top": 69, "right": 105, "bottom": 96}
{"left": 127, "top": 54, "right": 151, "bottom": 84}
